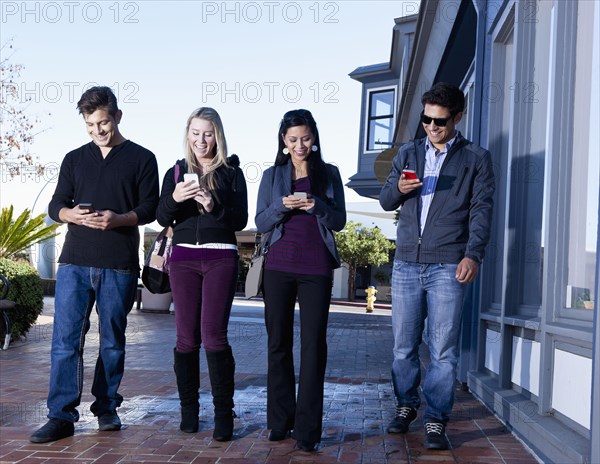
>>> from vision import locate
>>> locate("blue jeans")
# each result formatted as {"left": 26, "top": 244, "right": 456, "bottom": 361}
{"left": 390, "top": 260, "right": 466, "bottom": 425}
{"left": 47, "top": 264, "right": 137, "bottom": 422}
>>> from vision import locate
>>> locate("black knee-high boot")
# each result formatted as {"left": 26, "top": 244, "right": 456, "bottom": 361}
{"left": 173, "top": 349, "right": 200, "bottom": 433}
{"left": 205, "top": 346, "right": 235, "bottom": 441}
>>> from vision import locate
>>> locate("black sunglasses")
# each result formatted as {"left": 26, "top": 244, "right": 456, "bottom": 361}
{"left": 420, "top": 112, "right": 453, "bottom": 127}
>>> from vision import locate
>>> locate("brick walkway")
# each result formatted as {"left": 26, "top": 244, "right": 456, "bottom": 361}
{"left": 0, "top": 297, "right": 540, "bottom": 463}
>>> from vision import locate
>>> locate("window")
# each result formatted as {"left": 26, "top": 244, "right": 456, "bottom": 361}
{"left": 564, "top": 0, "right": 598, "bottom": 313}
{"left": 482, "top": 14, "right": 514, "bottom": 313}
{"left": 483, "top": 0, "right": 552, "bottom": 316}
{"left": 366, "top": 88, "right": 395, "bottom": 152}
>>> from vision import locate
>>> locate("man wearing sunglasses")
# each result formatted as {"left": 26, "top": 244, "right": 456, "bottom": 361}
{"left": 379, "top": 82, "right": 495, "bottom": 450}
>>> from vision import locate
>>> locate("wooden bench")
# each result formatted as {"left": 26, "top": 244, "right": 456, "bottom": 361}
{"left": 0, "top": 274, "right": 17, "bottom": 350}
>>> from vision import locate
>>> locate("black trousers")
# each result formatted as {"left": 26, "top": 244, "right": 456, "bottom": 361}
{"left": 263, "top": 269, "right": 332, "bottom": 442}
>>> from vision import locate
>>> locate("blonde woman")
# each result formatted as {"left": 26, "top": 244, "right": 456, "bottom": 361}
{"left": 156, "top": 107, "right": 248, "bottom": 440}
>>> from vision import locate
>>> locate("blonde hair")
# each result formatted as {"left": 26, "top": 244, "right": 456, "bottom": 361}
{"left": 184, "top": 107, "right": 229, "bottom": 192}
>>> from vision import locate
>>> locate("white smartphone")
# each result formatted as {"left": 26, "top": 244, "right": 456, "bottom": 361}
{"left": 183, "top": 173, "right": 199, "bottom": 186}
{"left": 293, "top": 192, "right": 308, "bottom": 200}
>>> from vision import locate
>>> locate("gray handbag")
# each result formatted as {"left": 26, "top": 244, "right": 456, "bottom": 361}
{"left": 244, "top": 233, "right": 269, "bottom": 298}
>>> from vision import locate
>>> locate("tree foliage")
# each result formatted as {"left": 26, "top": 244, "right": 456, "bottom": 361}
{"left": 0, "top": 206, "right": 59, "bottom": 259}
{"left": 0, "top": 40, "right": 48, "bottom": 180}
{"left": 335, "top": 221, "right": 395, "bottom": 301}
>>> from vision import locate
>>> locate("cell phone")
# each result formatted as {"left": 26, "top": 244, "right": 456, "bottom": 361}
{"left": 293, "top": 192, "right": 308, "bottom": 200}
{"left": 79, "top": 203, "right": 95, "bottom": 213}
{"left": 402, "top": 169, "right": 418, "bottom": 181}
{"left": 183, "top": 173, "right": 199, "bottom": 185}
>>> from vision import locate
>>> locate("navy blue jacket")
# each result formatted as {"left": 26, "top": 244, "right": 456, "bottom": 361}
{"left": 255, "top": 159, "right": 346, "bottom": 268}
{"left": 379, "top": 134, "right": 495, "bottom": 264}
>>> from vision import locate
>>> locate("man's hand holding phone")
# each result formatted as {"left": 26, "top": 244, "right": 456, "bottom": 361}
{"left": 60, "top": 203, "right": 96, "bottom": 224}
{"left": 398, "top": 169, "right": 422, "bottom": 194}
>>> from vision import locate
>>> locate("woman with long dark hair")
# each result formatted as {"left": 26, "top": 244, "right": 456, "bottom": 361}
{"left": 255, "top": 109, "right": 346, "bottom": 451}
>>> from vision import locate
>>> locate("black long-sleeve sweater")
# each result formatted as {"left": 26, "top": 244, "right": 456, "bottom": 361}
{"left": 49, "top": 140, "right": 159, "bottom": 270}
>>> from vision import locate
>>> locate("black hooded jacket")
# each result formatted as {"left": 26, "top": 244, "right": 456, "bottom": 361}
{"left": 156, "top": 155, "right": 248, "bottom": 246}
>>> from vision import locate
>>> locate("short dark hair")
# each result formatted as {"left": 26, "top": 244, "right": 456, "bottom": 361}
{"left": 77, "top": 86, "right": 119, "bottom": 116}
{"left": 421, "top": 82, "right": 465, "bottom": 116}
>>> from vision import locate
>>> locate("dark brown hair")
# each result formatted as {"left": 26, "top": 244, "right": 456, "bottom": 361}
{"left": 77, "top": 86, "right": 119, "bottom": 116}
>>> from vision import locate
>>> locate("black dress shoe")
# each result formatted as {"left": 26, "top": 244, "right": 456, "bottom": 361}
{"left": 296, "top": 440, "right": 317, "bottom": 452}
{"left": 98, "top": 411, "right": 122, "bottom": 431}
{"left": 268, "top": 429, "right": 289, "bottom": 441}
{"left": 30, "top": 419, "right": 74, "bottom": 443}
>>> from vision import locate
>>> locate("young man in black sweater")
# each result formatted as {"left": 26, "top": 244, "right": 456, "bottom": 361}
{"left": 30, "top": 86, "right": 159, "bottom": 443}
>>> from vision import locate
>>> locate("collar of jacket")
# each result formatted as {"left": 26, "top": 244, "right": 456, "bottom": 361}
{"left": 413, "top": 133, "right": 469, "bottom": 176}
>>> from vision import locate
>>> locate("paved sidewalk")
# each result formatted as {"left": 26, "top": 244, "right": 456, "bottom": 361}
{"left": 0, "top": 297, "right": 540, "bottom": 463}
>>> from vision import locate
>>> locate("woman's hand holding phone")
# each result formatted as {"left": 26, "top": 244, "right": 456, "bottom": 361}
{"left": 282, "top": 192, "right": 314, "bottom": 211}
{"left": 173, "top": 174, "right": 201, "bottom": 203}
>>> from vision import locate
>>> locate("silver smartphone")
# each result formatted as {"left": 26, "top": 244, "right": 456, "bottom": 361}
{"left": 293, "top": 192, "right": 307, "bottom": 199}
{"left": 183, "top": 173, "right": 199, "bottom": 186}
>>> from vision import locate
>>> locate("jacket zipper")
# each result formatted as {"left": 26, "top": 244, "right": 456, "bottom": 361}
{"left": 196, "top": 215, "right": 201, "bottom": 245}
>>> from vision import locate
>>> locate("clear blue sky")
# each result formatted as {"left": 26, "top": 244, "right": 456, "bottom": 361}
{"left": 1, "top": 0, "right": 421, "bottom": 228}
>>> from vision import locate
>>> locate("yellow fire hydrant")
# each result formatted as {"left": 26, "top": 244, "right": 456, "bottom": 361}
{"left": 366, "top": 286, "right": 378, "bottom": 313}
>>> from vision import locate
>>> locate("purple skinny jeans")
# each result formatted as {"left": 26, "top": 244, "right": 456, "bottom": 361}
{"left": 169, "top": 246, "right": 238, "bottom": 353}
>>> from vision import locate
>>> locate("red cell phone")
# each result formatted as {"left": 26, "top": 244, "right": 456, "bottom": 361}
{"left": 402, "top": 169, "right": 418, "bottom": 180}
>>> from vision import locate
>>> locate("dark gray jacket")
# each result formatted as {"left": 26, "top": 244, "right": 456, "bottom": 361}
{"left": 379, "top": 134, "right": 495, "bottom": 264}
{"left": 255, "top": 159, "right": 346, "bottom": 267}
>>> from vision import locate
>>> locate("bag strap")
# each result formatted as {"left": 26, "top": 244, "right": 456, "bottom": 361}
{"left": 255, "top": 164, "right": 278, "bottom": 257}
{"left": 174, "top": 163, "right": 180, "bottom": 183}
{"left": 252, "top": 232, "right": 262, "bottom": 257}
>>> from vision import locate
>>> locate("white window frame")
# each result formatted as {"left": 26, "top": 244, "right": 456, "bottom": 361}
{"left": 363, "top": 85, "right": 397, "bottom": 154}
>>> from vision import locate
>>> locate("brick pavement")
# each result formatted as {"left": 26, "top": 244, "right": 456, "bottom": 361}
{"left": 0, "top": 297, "right": 540, "bottom": 463}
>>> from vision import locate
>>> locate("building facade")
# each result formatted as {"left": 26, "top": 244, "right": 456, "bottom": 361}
{"left": 348, "top": 1, "right": 599, "bottom": 462}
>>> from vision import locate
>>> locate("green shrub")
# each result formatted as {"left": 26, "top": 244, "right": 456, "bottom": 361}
{"left": 0, "top": 257, "right": 44, "bottom": 340}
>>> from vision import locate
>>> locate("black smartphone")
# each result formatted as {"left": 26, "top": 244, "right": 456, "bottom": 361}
{"left": 79, "top": 203, "right": 95, "bottom": 213}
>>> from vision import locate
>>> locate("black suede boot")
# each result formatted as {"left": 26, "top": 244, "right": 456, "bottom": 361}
{"left": 173, "top": 349, "right": 200, "bottom": 433}
{"left": 205, "top": 346, "right": 235, "bottom": 441}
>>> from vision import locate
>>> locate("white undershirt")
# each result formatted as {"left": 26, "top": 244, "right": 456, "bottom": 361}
{"left": 177, "top": 243, "right": 238, "bottom": 250}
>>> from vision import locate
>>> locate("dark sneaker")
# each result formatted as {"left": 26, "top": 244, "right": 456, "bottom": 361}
{"left": 30, "top": 419, "right": 74, "bottom": 443}
{"left": 424, "top": 420, "right": 448, "bottom": 450}
{"left": 98, "top": 411, "right": 122, "bottom": 431}
{"left": 387, "top": 405, "right": 417, "bottom": 433}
